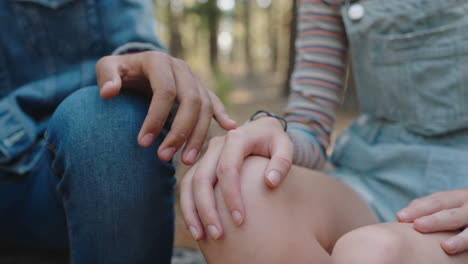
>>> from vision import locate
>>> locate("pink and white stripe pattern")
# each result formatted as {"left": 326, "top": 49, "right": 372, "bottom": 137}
{"left": 285, "top": 0, "right": 347, "bottom": 169}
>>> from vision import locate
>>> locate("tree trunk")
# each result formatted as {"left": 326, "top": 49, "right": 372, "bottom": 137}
{"left": 167, "top": 1, "right": 184, "bottom": 58}
{"left": 207, "top": 0, "right": 220, "bottom": 71}
{"left": 284, "top": 0, "right": 298, "bottom": 95}
{"left": 268, "top": 2, "right": 279, "bottom": 73}
{"left": 243, "top": 0, "right": 253, "bottom": 76}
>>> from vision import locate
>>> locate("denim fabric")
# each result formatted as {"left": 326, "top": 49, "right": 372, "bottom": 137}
{"left": 329, "top": 0, "right": 468, "bottom": 222}
{"left": 331, "top": 115, "right": 468, "bottom": 222}
{"left": 0, "top": 1, "right": 177, "bottom": 262}
{"left": 0, "top": 87, "right": 176, "bottom": 263}
{"left": 343, "top": 0, "right": 468, "bottom": 136}
{"left": 0, "top": 0, "right": 165, "bottom": 179}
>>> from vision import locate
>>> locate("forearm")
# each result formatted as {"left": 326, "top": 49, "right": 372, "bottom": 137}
{"left": 285, "top": 0, "right": 347, "bottom": 169}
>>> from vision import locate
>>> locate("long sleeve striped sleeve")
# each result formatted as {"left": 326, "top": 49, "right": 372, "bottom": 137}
{"left": 284, "top": 0, "right": 347, "bottom": 169}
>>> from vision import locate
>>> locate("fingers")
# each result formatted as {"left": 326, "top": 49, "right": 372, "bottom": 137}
{"left": 441, "top": 228, "right": 468, "bottom": 255}
{"left": 96, "top": 51, "right": 230, "bottom": 159}
{"left": 138, "top": 54, "right": 177, "bottom": 149}
{"left": 95, "top": 56, "right": 123, "bottom": 99}
{"left": 180, "top": 163, "right": 205, "bottom": 241}
{"left": 397, "top": 190, "right": 468, "bottom": 255}
{"left": 413, "top": 207, "right": 468, "bottom": 233}
{"left": 180, "top": 78, "right": 213, "bottom": 165}
{"left": 264, "top": 133, "right": 293, "bottom": 188}
{"left": 97, "top": 52, "right": 177, "bottom": 148}
{"left": 157, "top": 59, "right": 201, "bottom": 161}
{"left": 209, "top": 90, "right": 237, "bottom": 130}
{"left": 397, "top": 191, "right": 466, "bottom": 223}
{"left": 192, "top": 137, "right": 225, "bottom": 240}
{"left": 216, "top": 129, "right": 253, "bottom": 227}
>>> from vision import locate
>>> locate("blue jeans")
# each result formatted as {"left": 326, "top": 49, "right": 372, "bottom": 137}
{"left": 0, "top": 87, "right": 176, "bottom": 263}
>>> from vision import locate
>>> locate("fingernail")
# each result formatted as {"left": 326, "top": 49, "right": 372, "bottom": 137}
{"left": 445, "top": 238, "right": 459, "bottom": 253}
{"left": 188, "top": 226, "right": 199, "bottom": 240}
{"left": 140, "top": 133, "right": 155, "bottom": 147}
{"left": 101, "top": 80, "right": 114, "bottom": 93}
{"left": 232, "top": 210, "right": 243, "bottom": 225}
{"left": 207, "top": 225, "right": 220, "bottom": 240}
{"left": 185, "top": 149, "right": 198, "bottom": 163}
{"left": 397, "top": 210, "right": 410, "bottom": 222}
{"left": 267, "top": 170, "right": 281, "bottom": 186}
{"left": 161, "top": 147, "right": 176, "bottom": 160}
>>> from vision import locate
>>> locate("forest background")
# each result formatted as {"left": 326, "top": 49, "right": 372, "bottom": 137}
{"left": 154, "top": 0, "right": 358, "bottom": 250}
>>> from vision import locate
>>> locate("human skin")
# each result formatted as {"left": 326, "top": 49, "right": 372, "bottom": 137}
{"left": 95, "top": 51, "right": 238, "bottom": 165}
{"left": 181, "top": 117, "right": 468, "bottom": 263}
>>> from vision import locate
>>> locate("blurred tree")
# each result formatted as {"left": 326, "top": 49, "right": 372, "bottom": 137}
{"left": 242, "top": 0, "right": 253, "bottom": 75}
{"left": 185, "top": 0, "right": 221, "bottom": 71}
{"left": 267, "top": 1, "right": 279, "bottom": 73}
{"left": 154, "top": 0, "right": 301, "bottom": 101}
{"left": 207, "top": 0, "right": 221, "bottom": 71}
{"left": 284, "top": 0, "right": 298, "bottom": 95}
{"left": 167, "top": 0, "right": 184, "bottom": 58}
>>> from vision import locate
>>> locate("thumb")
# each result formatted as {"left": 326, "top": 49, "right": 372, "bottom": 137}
{"left": 95, "top": 56, "right": 123, "bottom": 99}
{"left": 264, "top": 134, "right": 293, "bottom": 189}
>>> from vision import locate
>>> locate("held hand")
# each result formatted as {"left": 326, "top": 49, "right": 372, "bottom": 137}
{"left": 397, "top": 190, "right": 468, "bottom": 255}
{"left": 95, "top": 51, "right": 237, "bottom": 164}
{"left": 180, "top": 117, "right": 293, "bottom": 240}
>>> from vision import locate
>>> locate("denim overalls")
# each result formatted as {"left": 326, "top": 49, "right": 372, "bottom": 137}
{"left": 330, "top": 0, "right": 468, "bottom": 222}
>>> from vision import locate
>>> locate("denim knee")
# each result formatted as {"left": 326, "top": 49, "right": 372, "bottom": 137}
{"left": 45, "top": 86, "right": 175, "bottom": 200}
{"left": 48, "top": 86, "right": 150, "bottom": 153}
{"left": 45, "top": 86, "right": 176, "bottom": 262}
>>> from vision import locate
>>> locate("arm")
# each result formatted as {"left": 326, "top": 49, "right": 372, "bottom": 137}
{"left": 180, "top": 0, "right": 349, "bottom": 238}
{"left": 285, "top": 0, "right": 347, "bottom": 169}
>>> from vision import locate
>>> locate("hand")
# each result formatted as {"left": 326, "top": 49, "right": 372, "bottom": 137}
{"left": 95, "top": 51, "right": 237, "bottom": 165}
{"left": 397, "top": 190, "right": 468, "bottom": 255}
{"left": 180, "top": 117, "right": 293, "bottom": 240}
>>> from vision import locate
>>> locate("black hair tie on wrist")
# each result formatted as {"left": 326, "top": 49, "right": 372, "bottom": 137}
{"left": 249, "top": 110, "right": 288, "bottom": 132}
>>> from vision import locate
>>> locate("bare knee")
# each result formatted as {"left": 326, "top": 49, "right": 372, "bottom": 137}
{"left": 199, "top": 156, "right": 324, "bottom": 263}
{"left": 331, "top": 225, "right": 408, "bottom": 264}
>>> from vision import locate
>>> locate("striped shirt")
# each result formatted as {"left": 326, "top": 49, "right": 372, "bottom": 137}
{"left": 285, "top": 0, "right": 347, "bottom": 169}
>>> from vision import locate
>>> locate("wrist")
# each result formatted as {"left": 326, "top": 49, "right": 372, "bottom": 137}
{"left": 249, "top": 110, "right": 288, "bottom": 132}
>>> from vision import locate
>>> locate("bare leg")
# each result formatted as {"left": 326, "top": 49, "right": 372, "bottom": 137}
{"left": 197, "top": 156, "right": 468, "bottom": 263}
{"left": 199, "top": 156, "right": 377, "bottom": 263}
{"left": 332, "top": 223, "right": 468, "bottom": 264}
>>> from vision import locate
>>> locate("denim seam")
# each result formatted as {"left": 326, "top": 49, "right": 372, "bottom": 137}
{"left": 62, "top": 201, "right": 74, "bottom": 263}
{"left": 45, "top": 140, "right": 56, "bottom": 154}
{"left": 44, "top": 137, "right": 73, "bottom": 257}
{"left": 44, "top": 139, "right": 64, "bottom": 178}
